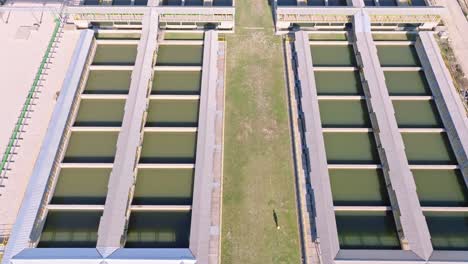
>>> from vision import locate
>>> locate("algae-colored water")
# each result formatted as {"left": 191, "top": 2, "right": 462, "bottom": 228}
{"left": 314, "top": 71, "right": 363, "bottom": 95}
{"left": 95, "top": 31, "right": 141, "bottom": 40}
{"left": 384, "top": 71, "right": 431, "bottom": 95}
{"left": 335, "top": 211, "right": 401, "bottom": 249}
{"left": 85, "top": 70, "right": 131, "bottom": 94}
{"left": 392, "top": 100, "right": 442, "bottom": 128}
{"left": 125, "top": 211, "right": 191, "bottom": 248}
{"left": 39, "top": 211, "right": 101, "bottom": 248}
{"left": 152, "top": 71, "right": 202, "bottom": 95}
{"left": 425, "top": 212, "right": 468, "bottom": 250}
{"left": 93, "top": 44, "right": 138, "bottom": 65}
{"left": 140, "top": 131, "right": 197, "bottom": 163}
{"left": 413, "top": 170, "right": 468, "bottom": 207}
{"left": 377, "top": 45, "right": 420, "bottom": 67}
{"left": 324, "top": 132, "right": 380, "bottom": 164}
{"left": 52, "top": 168, "right": 111, "bottom": 205}
{"left": 75, "top": 99, "right": 126, "bottom": 127}
{"left": 146, "top": 99, "right": 199, "bottom": 127}
{"left": 63, "top": 131, "right": 119, "bottom": 163}
{"left": 156, "top": 45, "right": 203, "bottom": 66}
{"left": 133, "top": 168, "right": 194, "bottom": 205}
{"left": 402, "top": 133, "right": 456, "bottom": 165}
{"left": 164, "top": 33, "right": 204, "bottom": 40}
{"left": 319, "top": 100, "right": 370, "bottom": 128}
{"left": 329, "top": 169, "right": 390, "bottom": 206}
{"left": 310, "top": 45, "right": 356, "bottom": 66}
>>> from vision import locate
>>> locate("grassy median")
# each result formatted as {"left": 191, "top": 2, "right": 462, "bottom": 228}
{"left": 221, "top": 0, "right": 302, "bottom": 263}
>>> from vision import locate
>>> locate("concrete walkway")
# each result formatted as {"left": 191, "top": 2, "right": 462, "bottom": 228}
{"left": 0, "top": 10, "right": 80, "bottom": 230}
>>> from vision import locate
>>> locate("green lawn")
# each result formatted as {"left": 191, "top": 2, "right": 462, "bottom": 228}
{"left": 221, "top": 1, "right": 302, "bottom": 263}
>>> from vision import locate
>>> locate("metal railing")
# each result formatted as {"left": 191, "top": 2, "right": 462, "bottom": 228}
{"left": 0, "top": 18, "right": 62, "bottom": 190}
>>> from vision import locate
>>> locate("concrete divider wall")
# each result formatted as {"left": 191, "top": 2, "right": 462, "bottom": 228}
{"left": 415, "top": 32, "right": 468, "bottom": 186}
{"left": 189, "top": 30, "right": 219, "bottom": 264}
{"left": 96, "top": 10, "right": 159, "bottom": 256}
{"left": 294, "top": 30, "right": 340, "bottom": 264}
{"left": 352, "top": 11, "right": 433, "bottom": 260}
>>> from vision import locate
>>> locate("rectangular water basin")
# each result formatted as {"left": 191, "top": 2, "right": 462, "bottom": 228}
{"left": 329, "top": 169, "right": 390, "bottom": 206}
{"left": 413, "top": 170, "right": 467, "bottom": 207}
{"left": 319, "top": 100, "right": 371, "bottom": 128}
{"left": 335, "top": 211, "right": 401, "bottom": 249}
{"left": 402, "top": 133, "right": 457, "bottom": 165}
{"left": 152, "top": 71, "right": 201, "bottom": 95}
{"left": 125, "top": 211, "right": 191, "bottom": 248}
{"left": 146, "top": 99, "right": 199, "bottom": 127}
{"left": 63, "top": 131, "right": 119, "bottom": 163}
{"left": 384, "top": 71, "right": 431, "bottom": 95}
{"left": 140, "top": 131, "right": 197, "bottom": 163}
{"left": 84, "top": 70, "right": 131, "bottom": 94}
{"left": 51, "top": 168, "right": 111, "bottom": 205}
{"left": 392, "top": 100, "right": 442, "bottom": 128}
{"left": 38, "top": 211, "right": 101, "bottom": 248}
{"left": 324, "top": 132, "right": 380, "bottom": 164}
{"left": 377, "top": 45, "right": 420, "bottom": 67}
{"left": 74, "top": 99, "right": 126, "bottom": 127}
{"left": 314, "top": 71, "right": 363, "bottom": 95}
{"left": 425, "top": 212, "right": 468, "bottom": 250}
{"left": 93, "top": 44, "right": 137, "bottom": 65}
{"left": 164, "top": 33, "right": 204, "bottom": 40}
{"left": 95, "top": 32, "right": 141, "bottom": 40}
{"left": 133, "top": 168, "right": 194, "bottom": 205}
{"left": 310, "top": 45, "right": 356, "bottom": 67}
{"left": 372, "top": 33, "right": 417, "bottom": 41}
{"left": 156, "top": 45, "right": 203, "bottom": 66}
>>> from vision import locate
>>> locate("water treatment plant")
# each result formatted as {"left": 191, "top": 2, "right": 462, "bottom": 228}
{"left": 0, "top": 0, "right": 467, "bottom": 264}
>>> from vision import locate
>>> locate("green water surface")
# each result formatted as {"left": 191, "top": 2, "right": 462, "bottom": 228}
{"left": 402, "top": 133, "right": 456, "bottom": 165}
{"left": 329, "top": 169, "right": 390, "bottom": 206}
{"left": 75, "top": 99, "right": 126, "bottom": 127}
{"left": 152, "top": 71, "right": 202, "bottom": 95}
{"left": 310, "top": 45, "right": 356, "bottom": 67}
{"left": 93, "top": 44, "right": 138, "bottom": 65}
{"left": 140, "top": 131, "right": 197, "bottom": 163}
{"left": 156, "top": 45, "right": 203, "bottom": 66}
{"left": 425, "top": 212, "right": 468, "bottom": 250}
{"left": 335, "top": 211, "right": 401, "bottom": 249}
{"left": 377, "top": 45, "right": 420, "bottom": 67}
{"left": 319, "top": 100, "right": 370, "bottom": 128}
{"left": 63, "top": 131, "right": 119, "bottom": 163}
{"left": 324, "top": 132, "right": 380, "bottom": 164}
{"left": 133, "top": 168, "right": 194, "bottom": 205}
{"left": 146, "top": 99, "right": 199, "bottom": 127}
{"left": 85, "top": 70, "right": 131, "bottom": 94}
{"left": 125, "top": 211, "right": 191, "bottom": 248}
{"left": 39, "top": 211, "right": 101, "bottom": 248}
{"left": 52, "top": 168, "right": 110, "bottom": 205}
{"left": 315, "top": 71, "right": 363, "bottom": 95}
{"left": 413, "top": 170, "right": 468, "bottom": 207}
{"left": 384, "top": 71, "right": 431, "bottom": 95}
{"left": 392, "top": 100, "right": 442, "bottom": 128}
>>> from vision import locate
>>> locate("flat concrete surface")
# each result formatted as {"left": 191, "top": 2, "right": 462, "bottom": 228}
{"left": 440, "top": 0, "right": 468, "bottom": 78}
{"left": 0, "top": 12, "right": 79, "bottom": 230}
